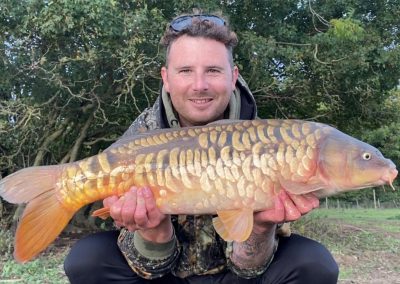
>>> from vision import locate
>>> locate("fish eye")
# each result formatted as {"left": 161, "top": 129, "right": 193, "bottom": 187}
{"left": 362, "top": 152, "right": 371, "bottom": 160}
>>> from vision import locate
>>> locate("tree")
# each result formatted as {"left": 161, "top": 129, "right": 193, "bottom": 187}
{"left": 1, "top": 1, "right": 166, "bottom": 170}
{"left": 1, "top": 0, "right": 399, "bottom": 225}
{"left": 0, "top": 0, "right": 168, "bottom": 225}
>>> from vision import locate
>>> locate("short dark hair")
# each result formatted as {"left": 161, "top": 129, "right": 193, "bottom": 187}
{"left": 160, "top": 14, "right": 238, "bottom": 67}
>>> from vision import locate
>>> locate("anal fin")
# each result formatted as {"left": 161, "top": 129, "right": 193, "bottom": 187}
{"left": 212, "top": 208, "right": 253, "bottom": 242}
{"left": 92, "top": 207, "right": 111, "bottom": 220}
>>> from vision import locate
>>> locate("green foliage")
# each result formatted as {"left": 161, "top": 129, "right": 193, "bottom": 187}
{"left": 224, "top": 0, "right": 400, "bottom": 134}
{"left": 0, "top": 1, "right": 167, "bottom": 172}
{"left": 329, "top": 16, "right": 365, "bottom": 42}
{"left": 0, "top": 0, "right": 399, "bottom": 211}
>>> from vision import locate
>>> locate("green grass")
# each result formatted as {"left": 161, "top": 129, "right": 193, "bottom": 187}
{"left": 310, "top": 208, "right": 400, "bottom": 223}
{"left": 313, "top": 208, "right": 399, "bottom": 232}
{"left": 295, "top": 208, "right": 400, "bottom": 249}
{"left": 337, "top": 267, "right": 354, "bottom": 280}
{"left": 292, "top": 208, "right": 400, "bottom": 282}
{"left": 0, "top": 222, "right": 69, "bottom": 283}
{"left": 1, "top": 253, "right": 68, "bottom": 284}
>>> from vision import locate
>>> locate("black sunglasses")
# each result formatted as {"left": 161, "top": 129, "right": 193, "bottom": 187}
{"left": 169, "top": 14, "right": 226, "bottom": 32}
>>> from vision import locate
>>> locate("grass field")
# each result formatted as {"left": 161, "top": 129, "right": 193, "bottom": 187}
{"left": 1, "top": 208, "right": 400, "bottom": 283}
{"left": 293, "top": 208, "right": 400, "bottom": 283}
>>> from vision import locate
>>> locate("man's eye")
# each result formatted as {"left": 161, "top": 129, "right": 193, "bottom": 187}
{"left": 179, "top": 69, "right": 191, "bottom": 73}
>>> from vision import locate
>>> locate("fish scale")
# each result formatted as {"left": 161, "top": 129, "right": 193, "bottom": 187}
{"left": 67, "top": 120, "right": 313, "bottom": 213}
{"left": 0, "top": 119, "right": 397, "bottom": 262}
{"left": 89, "top": 120, "right": 324, "bottom": 214}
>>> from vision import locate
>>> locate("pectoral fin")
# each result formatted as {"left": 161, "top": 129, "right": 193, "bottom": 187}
{"left": 212, "top": 208, "right": 253, "bottom": 242}
{"left": 280, "top": 177, "right": 326, "bottom": 195}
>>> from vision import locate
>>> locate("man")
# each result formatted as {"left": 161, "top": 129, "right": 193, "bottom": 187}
{"left": 64, "top": 13, "right": 339, "bottom": 283}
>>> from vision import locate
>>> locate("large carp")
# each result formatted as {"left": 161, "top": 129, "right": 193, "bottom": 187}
{"left": 0, "top": 119, "right": 397, "bottom": 262}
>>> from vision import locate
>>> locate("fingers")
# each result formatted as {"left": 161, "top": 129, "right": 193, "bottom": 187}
{"left": 143, "top": 187, "right": 164, "bottom": 222}
{"left": 254, "top": 194, "right": 285, "bottom": 224}
{"left": 108, "top": 186, "right": 166, "bottom": 232}
{"left": 254, "top": 190, "right": 302, "bottom": 225}
{"left": 137, "top": 187, "right": 168, "bottom": 229}
{"left": 256, "top": 191, "right": 312, "bottom": 224}
{"left": 121, "top": 190, "right": 138, "bottom": 230}
{"left": 109, "top": 188, "right": 138, "bottom": 230}
{"left": 287, "top": 192, "right": 320, "bottom": 216}
{"left": 287, "top": 193, "right": 314, "bottom": 215}
{"left": 103, "top": 195, "right": 119, "bottom": 208}
{"left": 133, "top": 188, "right": 148, "bottom": 228}
{"left": 279, "top": 191, "right": 302, "bottom": 221}
{"left": 304, "top": 193, "right": 320, "bottom": 208}
{"left": 109, "top": 195, "right": 124, "bottom": 222}
{"left": 108, "top": 195, "right": 126, "bottom": 229}
{"left": 280, "top": 191, "right": 319, "bottom": 222}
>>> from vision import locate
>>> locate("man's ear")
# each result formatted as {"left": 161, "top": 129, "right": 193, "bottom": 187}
{"left": 232, "top": 66, "right": 239, "bottom": 88}
{"left": 161, "top": 66, "right": 170, "bottom": 92}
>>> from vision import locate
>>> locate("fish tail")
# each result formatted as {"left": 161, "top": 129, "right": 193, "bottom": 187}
{"left": 0, "top": 166, "right": 76, "bottom": 263}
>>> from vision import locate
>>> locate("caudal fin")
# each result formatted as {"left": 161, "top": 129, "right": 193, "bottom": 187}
{"left": 0, "top": 166, "right": 76, "bottom": 263}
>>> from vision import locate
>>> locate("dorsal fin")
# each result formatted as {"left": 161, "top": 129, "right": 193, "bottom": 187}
{"left": 207, "top": 119, "right": 244, "bottom": 126}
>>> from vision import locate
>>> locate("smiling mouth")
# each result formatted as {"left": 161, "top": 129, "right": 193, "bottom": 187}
{"left": 190, "top": 98, "right": 213, "bottom": 104}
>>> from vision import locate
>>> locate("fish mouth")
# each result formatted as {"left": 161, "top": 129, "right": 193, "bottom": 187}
{"left": 347, "top": 168, "right": 397, "bottom": 191}
{"left": 381, "top": 168, "right": 398, "bottom": 191}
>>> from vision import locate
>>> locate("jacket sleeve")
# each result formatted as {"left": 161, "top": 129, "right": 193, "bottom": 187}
{"left": 117, "top": 229, "right": 181, "bottom": 279}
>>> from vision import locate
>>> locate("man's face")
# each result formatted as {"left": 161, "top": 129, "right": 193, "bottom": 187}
{"left": 161, "top": 35, "right": 239, "bottom": 127}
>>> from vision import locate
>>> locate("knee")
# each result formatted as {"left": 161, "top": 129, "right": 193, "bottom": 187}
{"left": 270, "top": 234, "right": 339, "bottom": 284}
{"left": 64, "top": 231, "right": 120, "bottom": 282}
{"left": 64, "top": 240, "right": 98, "bottom": 277}
{"left": 295, "top": 253, "right": 339, "bottom": 283}
{"left": 287, "top": 235, "right": 339, "bottom": 283}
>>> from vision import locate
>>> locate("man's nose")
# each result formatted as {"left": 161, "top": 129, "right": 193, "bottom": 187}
{"left": 193, "top": 73, "right": 209, "bottom": 92}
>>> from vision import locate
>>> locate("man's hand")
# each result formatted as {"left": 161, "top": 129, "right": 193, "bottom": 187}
{"left": 103, "top": 186, "right": 173, "bottom": 243}
{"left": 253, "top": 191, "right": 319, "bottom": 233}
{"left": 231, "top": 191, "right": 319, "bottom": 270}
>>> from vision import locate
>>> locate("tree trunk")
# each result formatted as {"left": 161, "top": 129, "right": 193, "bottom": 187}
{"left": 12, "top": 117, "right": 71, "bottom": 229}
{"left": 68, "top": 111, "right": 95, "bottom": 163}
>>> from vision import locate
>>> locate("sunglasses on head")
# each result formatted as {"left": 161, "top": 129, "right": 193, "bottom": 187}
{"left": 169, "top": 14, "right": 226, "bottom": 32}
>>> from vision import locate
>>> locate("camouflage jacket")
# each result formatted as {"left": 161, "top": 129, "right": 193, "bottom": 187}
{"left": 116, "top": 76, "right": 286, "bottom": 279}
